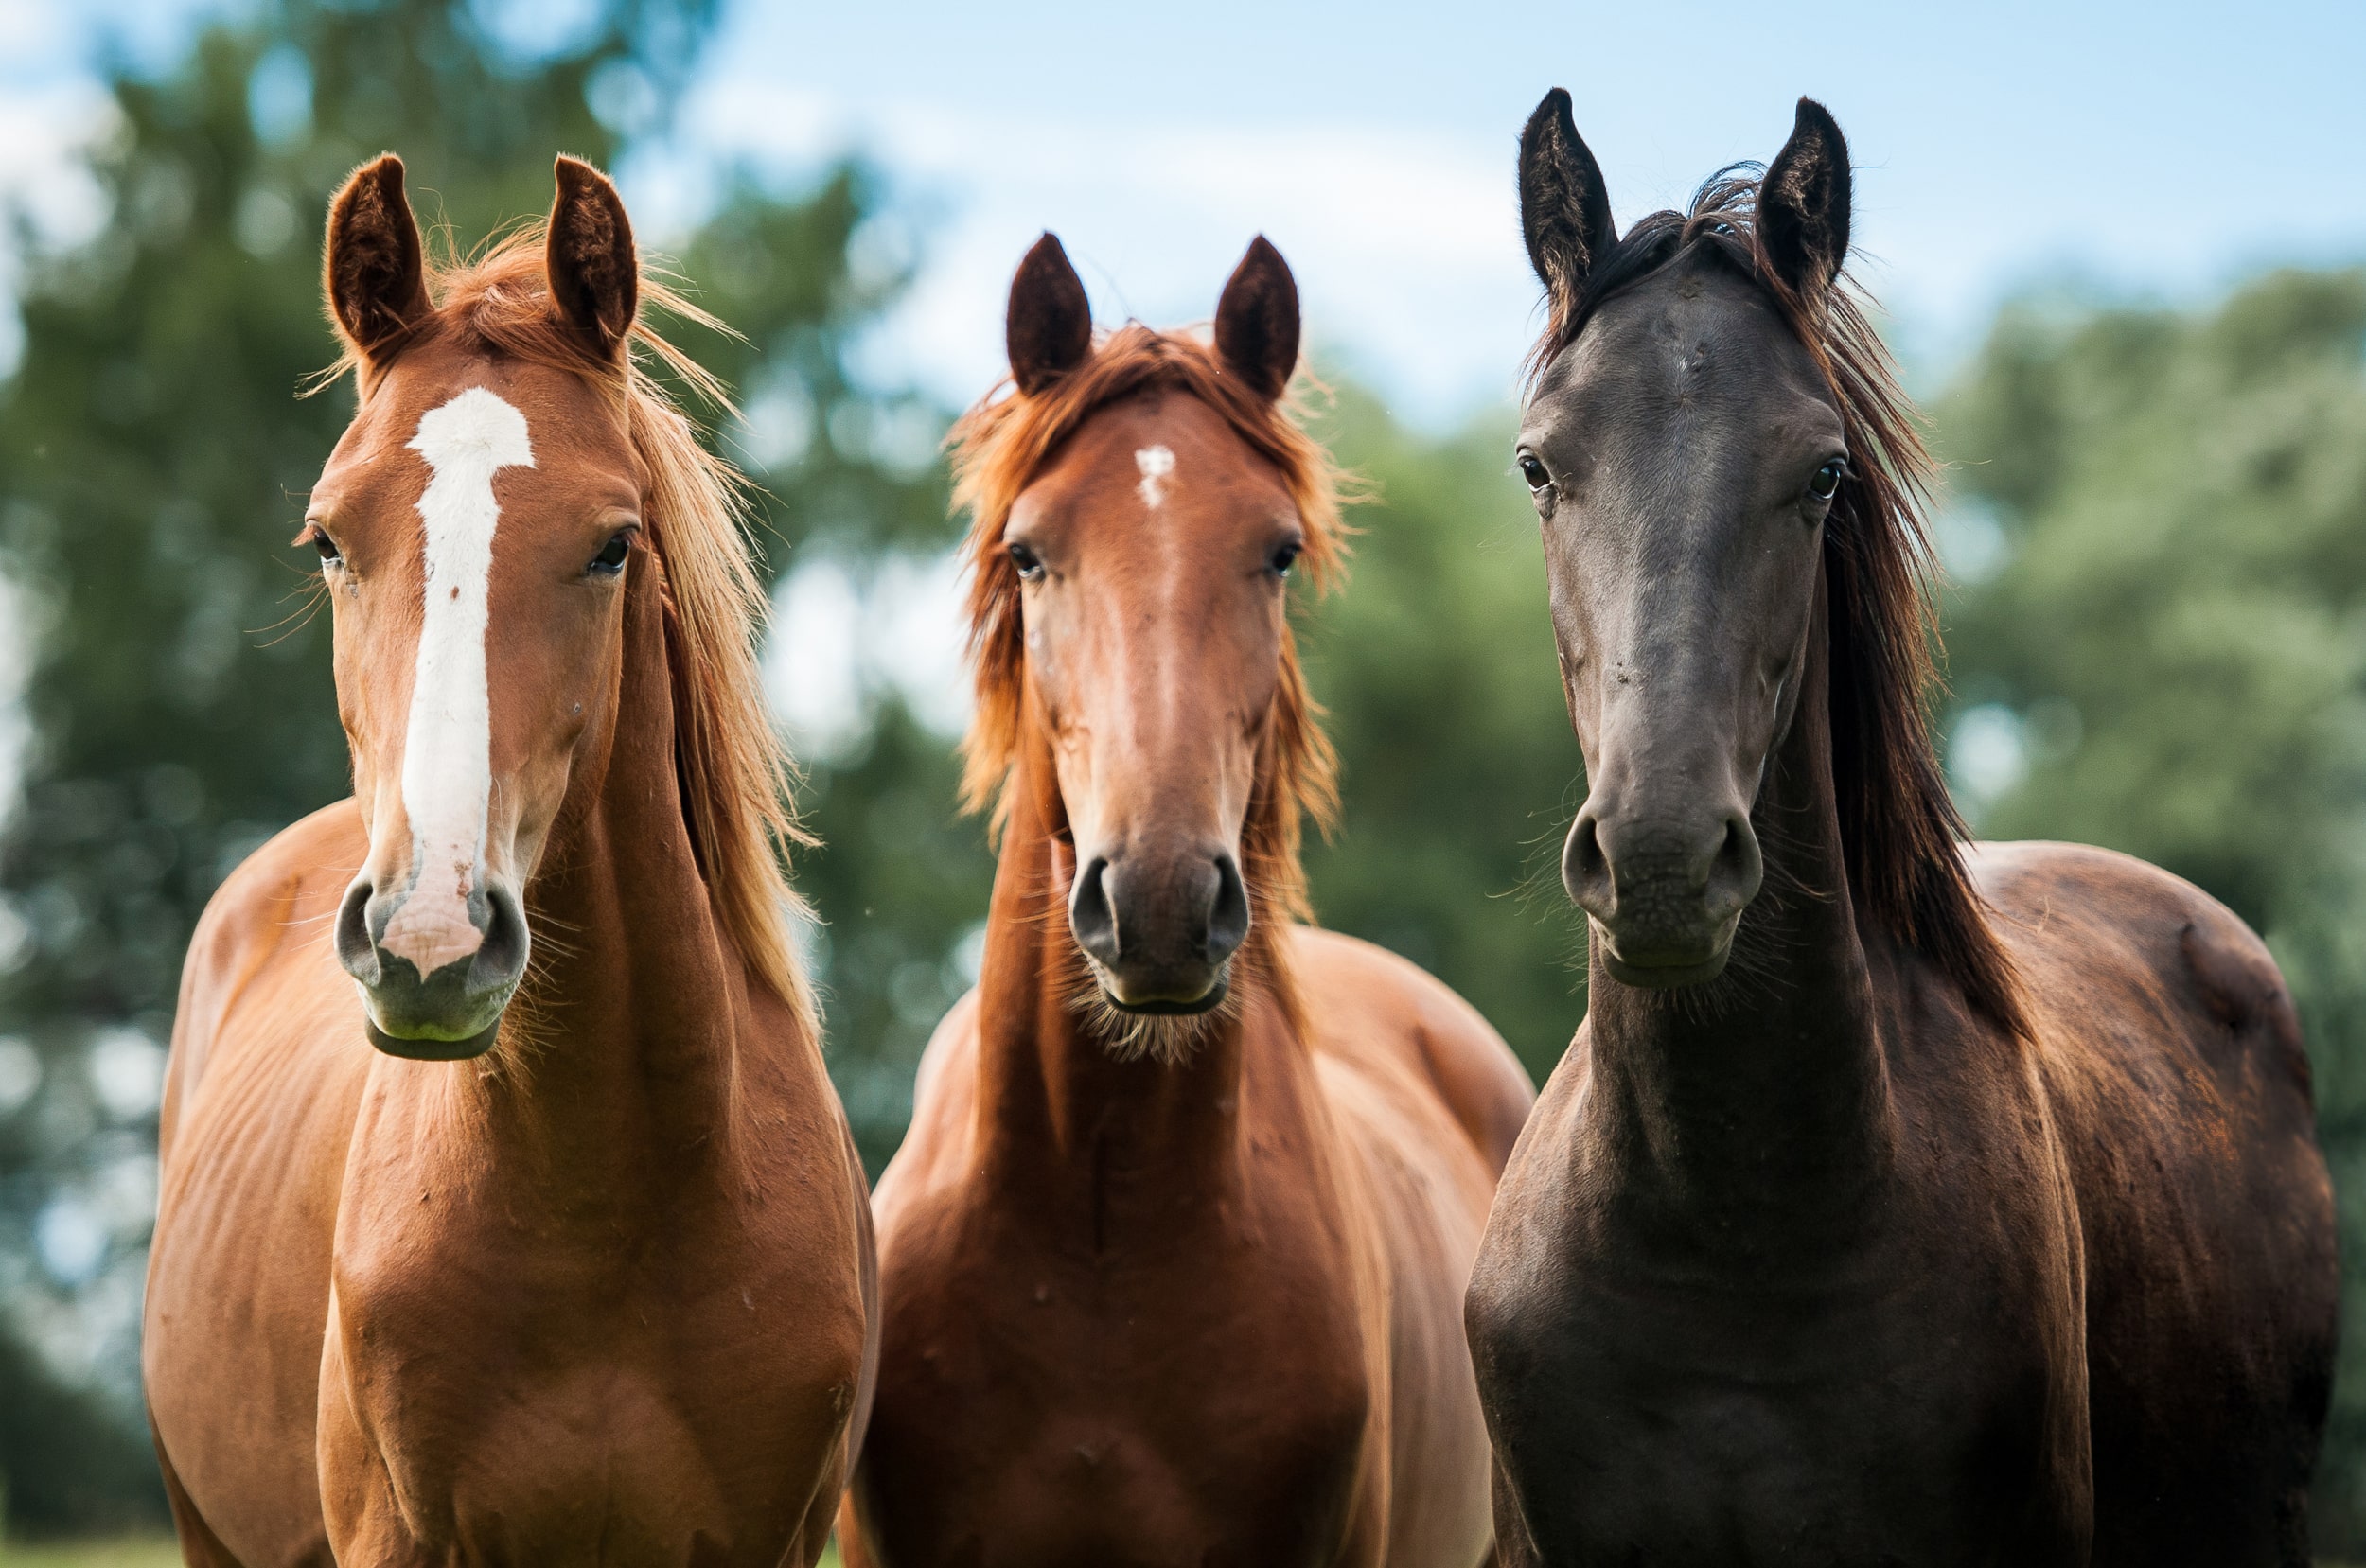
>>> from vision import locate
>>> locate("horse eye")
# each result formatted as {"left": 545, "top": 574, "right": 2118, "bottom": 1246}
{"left": 1516, "top": 453, "right": 1550, "bottom": 490}
{"left": 1268, "top": 541, "right": 1302, "bottom": 578}
{"left": 308, "top": 528, "right": 343, "bottom": 567}
{"left": 1809, "top": 459, "right": 1846, "bottom": 502}
{"left": 1007, "top": 541, "right": 1045, "bottom": 582}
{"left": 589, "top": 530, "right": 631, "bottom": 576}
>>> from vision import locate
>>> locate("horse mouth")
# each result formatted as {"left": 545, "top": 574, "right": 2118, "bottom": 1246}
{"left": 364, "top": 1016, "right": 504, "bottom": 1061}
{"left": 1104, "top": 977, "right": 1230, "bottom": 1016}
{"left": 353, "top": 961, "right": 516, "bottom": 1060}
{"left": 1594, "top": 921, "right": 1736, "bottom": 989}
{"left": 1087, "top": 958, "right": 1232, "bottom": 1016}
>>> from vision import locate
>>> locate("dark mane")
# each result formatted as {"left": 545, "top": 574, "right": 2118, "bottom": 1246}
{"left": 1532, "top": 169, "right": 2027, "bottom": 1037}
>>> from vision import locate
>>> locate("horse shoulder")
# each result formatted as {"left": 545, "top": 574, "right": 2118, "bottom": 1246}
{"left": 870, "top": 987, "right": 983, "bottom": 1233}
{"left": 1287, "top": 925, "right": 1536, "bottom": 1174}
{"left": 163, "top": 800, "right": 367, "bottom": 1150}
{"left": 147, "top": 800, "right": 370, "bottom": 1565}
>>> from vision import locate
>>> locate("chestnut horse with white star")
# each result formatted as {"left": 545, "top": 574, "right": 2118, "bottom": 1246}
{"left": 840, "top": 235, "right": 1533, "bottom": 1568}
{"left": 143, "top": 155, "right": 874, "bottom": 1566}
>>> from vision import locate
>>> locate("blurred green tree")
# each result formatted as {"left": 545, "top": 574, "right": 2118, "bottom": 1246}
{"left": 1931, "top": 267, "right": 2366, "bottom": 1546}
{"left": 0, "top": 0, "right": 972, "bottom": 1531}
{"left": 1299, "top": 383, "right": 1581, "bottom": 1084}
{"left": 667, "top": 177, "right": 987, "bottom": 1170}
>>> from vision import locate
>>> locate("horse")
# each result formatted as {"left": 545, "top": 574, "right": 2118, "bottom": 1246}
{"left": 1463, "top": 93, "right": 2340, "bottom": 1566}
{"left": 142, "top": 154, "right": 876, "bottom": 1566}
{"left": 838, "top": 234, "right": 1534, "bottom": 1567}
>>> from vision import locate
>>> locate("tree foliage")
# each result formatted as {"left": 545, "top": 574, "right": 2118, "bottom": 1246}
{"left": 1299, "top": 382, "right": 1582, "bottom": 1083}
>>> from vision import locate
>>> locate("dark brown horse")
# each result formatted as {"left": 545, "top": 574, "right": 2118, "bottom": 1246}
{"left": 840, "top": 236, "right": 1534, "bottom": 1566}
{"left": 144, "top": 157, "right": 875, "bottom": 1565}
{"left": 1465, "top": 94, "right": 2338, "bottom": 1565}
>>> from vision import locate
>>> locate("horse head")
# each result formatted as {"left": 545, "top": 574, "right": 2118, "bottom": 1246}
{"left": 959, "top": 234, "right": 1336, "bottom": 1046}
{"left": 1516, "top": 96, "right": 1855, "bottom": 988}
{"left": 311, "top": 155, "right": 648, "bottom": 1057}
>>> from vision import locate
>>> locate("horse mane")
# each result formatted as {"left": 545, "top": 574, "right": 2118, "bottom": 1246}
{"left": 1531, "top": 170, "right": 2028, "bottom": 1038}
{"left": 327, "top": 227, "right": 819, "bottom": 1038}
{"left": 947, "top": 326, "right": 1346, "bottom": 1020}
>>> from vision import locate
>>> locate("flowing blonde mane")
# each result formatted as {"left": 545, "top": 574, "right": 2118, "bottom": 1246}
{"left": 328, "top": 227, "right": 818, "bottom": 1037}
{"left": 948, "top": 326, "right": 1348, "bottom": 1020}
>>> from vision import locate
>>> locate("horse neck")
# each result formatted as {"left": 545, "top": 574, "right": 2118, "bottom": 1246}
{"left": 970, "top": 731, "right": 1262, "bottom": 1193}
{"left": 476, "top": 542, "right": 773, "bottom": 1165}
{"left": 1581, "top": 588, "right": 1895, "bottom": 1231}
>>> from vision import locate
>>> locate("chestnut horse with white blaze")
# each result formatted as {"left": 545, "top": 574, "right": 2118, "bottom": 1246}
{"left": 1467, "top": 95, "right": 2338, "bottom": 1564}
{"left": 143, "top": 156, "right": 875, "bottom": 1565}
{"left": 839, "top": 236, "right": 1533, "bottom": 1566}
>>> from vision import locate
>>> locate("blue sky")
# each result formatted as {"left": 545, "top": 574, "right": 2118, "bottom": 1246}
{"left": 3, "top": 0, "right": 2363, "bottom": 424}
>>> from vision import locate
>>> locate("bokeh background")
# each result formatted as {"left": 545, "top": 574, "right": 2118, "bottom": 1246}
{"left": 1, "top": 0, "right": 2364, "bottom": 1551}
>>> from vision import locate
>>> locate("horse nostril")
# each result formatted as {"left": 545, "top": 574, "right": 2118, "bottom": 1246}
{"left": 1069, "top": 856, "right": 1121, "bottom": 968}
{"left": 1704, "top": 813, "right": 1764, "bottom": 918}
{"left": 1562, "top": 812, "right": 1613, "bottom": 919}
{"left": 1203, "top": 853, "right": 1249, "bottom": 965}
{"left": 334, "top": 877, "right": 380, "bottom": 986}
{"left": 470, "top": 883, "right": 531, "bottom": 991}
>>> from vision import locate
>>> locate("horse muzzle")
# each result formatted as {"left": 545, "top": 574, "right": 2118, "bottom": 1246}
{"left": 1564, "top": 805, "right": 1761, "bottom": 989}
{"left": 335, "top": 873, "right": 530, "bottom": 1059}
{"left": 1069, "top": 845, "right": 1249, "bottom": 1014}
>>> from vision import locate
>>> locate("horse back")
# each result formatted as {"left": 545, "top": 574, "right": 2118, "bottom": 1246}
{"left": 1974, "top": 840, "right": 2338, "bottom": 1565}
{"left": 145, "top": 800, "right": 376, "bottom": 1566}
{"left": 1292, "top": 927, "right": 1535, "bottom": 1568}
{"left": 1288, "top": 926, "right": 1536, "bottom": 1174}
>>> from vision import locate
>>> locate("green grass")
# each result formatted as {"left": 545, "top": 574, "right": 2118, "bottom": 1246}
{"left": 0, "top": 1543, "right": 181, "bottom": 1568}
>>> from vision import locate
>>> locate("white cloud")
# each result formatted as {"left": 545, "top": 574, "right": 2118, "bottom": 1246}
{"left": 666, "top": 81, "right": 1536, "bottom": 427}
{"left": 764, "top": 548, "right": 972, "bottom": 766}
{"left": 0, "top": 78, "right": 117, "bottom": 377}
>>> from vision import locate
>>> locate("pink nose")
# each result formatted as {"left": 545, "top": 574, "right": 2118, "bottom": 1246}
{"left": 379, "top": 856, "right": 487, "bottom": 976}
{"left": 334, "top": 874, "right": 529, "bottom": 1059}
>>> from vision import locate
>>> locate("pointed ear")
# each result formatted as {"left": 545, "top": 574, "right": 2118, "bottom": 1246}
{"left": 1519, "top": 89, "right": 1616, "bottom": 310}
{"left": 1759, "top": 97, "right": 1852, "bottom": 300}
{"left": 1007, "top": 233, "right": 1092, "bottom": 395}
{"left": 546, "top": 156, "right": 638, "bottom": 360}
{"left": 1214, "top": 236, "right": 1299, "bottom": 401}
{"left": 324, "top": 154, "right": 431, "bottom": 360}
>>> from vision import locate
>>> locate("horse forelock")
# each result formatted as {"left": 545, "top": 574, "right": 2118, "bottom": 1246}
{"left": 1528, "top": 171, "right": 2028, "bottom": 1038}
{"left": 319, "top": 227, "right": 818, "bottom": 1039}
{"left": 948, "top": 326, "right": 1348, "bottom": 1038}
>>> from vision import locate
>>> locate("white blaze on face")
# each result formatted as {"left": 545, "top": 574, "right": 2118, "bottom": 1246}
{"left": 379, "top": 386, "right": 535, "bottom": 977}
{"left": 1136, "top": 444, "right": 1175, "bottom": 509}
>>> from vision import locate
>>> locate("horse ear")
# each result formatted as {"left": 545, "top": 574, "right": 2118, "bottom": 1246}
{"left": 1519, "top": 88, "right": 1616, "bottom": 310}
{"left": 1007, "top": 233, "right": 1092, "bottom": 395}
{"left": 545, "top": 156, "right": 638, "bottom": 360}
{"left": 1759, "top": 97, "right": 1852, "bottom": 300}
{"left": 1214, "top": 236, "right": 1299, "bottom": 401}
{"left": 324, "top": 154, "right": 431, "bottom": 361}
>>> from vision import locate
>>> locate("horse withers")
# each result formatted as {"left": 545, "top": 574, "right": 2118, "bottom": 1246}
{"left": 143, "top": 156, "right": 875, "bottom": 1565}
{"left": 1466, "top": 95, "right": 2337, "bottom": 1564}
{"left": 839, "top": 236, "right": 1535, "bottom": 1566}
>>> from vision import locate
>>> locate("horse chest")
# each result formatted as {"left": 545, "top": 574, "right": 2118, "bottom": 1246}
{"left": 863, "top": 1186, "right": 1380, "bottom": 1567}
{"left": 320, "top": 1170, "right": 866, "bottom": 1565}
{"left": 1471, "top": 1212, "right": 2086, "bottom": 1565}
